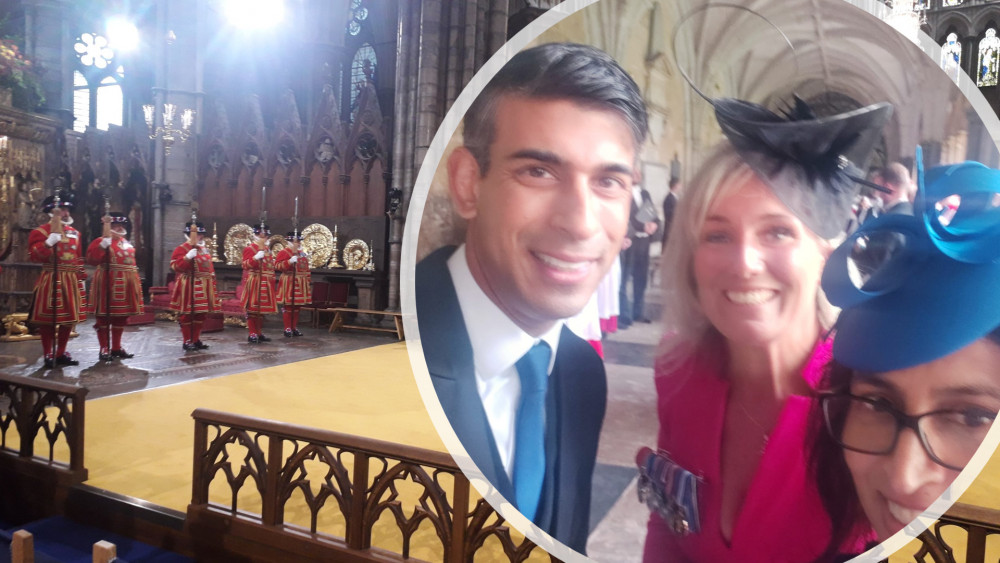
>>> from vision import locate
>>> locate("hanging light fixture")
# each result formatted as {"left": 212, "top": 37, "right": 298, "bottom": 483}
{"left": 142, "top": 102, "right": 195, "bottom": 155}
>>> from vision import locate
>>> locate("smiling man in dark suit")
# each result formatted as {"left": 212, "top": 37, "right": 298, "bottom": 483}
{"left": 415, "top": 43, "right": 648, "bottom": 553}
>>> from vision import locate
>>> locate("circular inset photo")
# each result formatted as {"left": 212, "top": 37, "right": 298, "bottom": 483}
{"left": 401, "top": 1, "right": 1000, "bottom": 561}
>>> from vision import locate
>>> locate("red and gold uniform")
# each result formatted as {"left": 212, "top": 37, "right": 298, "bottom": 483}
{"left": 242, "top": 230, "right": 277, "bottom": 342}
{"left": 86, "top": 214, "right": 144, "bottom": 360}
{"left": 275, "top": 233, "right": 311, "bottom": 337}
{"left": 29, "top": 193, "right": 86, "bottom": 367}
{"left": 170, "top": 224, "right": 221, "bottom": 350}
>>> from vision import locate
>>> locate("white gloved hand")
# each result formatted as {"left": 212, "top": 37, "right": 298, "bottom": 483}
{"left": 185, "top": 248, "right": 198, "bottom": 260}
{"left": 254, "top": 250, "right": 265, "bottom": 261}
{"left": 45, "top": 232, "right": 62, "bottom": 247}
{"left": 289, "top": 256, "right": 298, "bottom": 264}
{"left": 100, "top": 237, "right": 112, "bottom": 249}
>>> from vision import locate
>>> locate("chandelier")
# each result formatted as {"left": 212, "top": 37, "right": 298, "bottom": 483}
{"left": 142, "top": 103, "right": 195, "bottom": 155}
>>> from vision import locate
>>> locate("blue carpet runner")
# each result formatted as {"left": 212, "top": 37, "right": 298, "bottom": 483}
{"left": 3, "top": 516, "right": 191, "bottom": 562}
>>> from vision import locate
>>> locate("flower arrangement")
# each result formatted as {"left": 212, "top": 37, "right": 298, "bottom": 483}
{"left": 0, "top": 38, "right": 45, "bottom": 111}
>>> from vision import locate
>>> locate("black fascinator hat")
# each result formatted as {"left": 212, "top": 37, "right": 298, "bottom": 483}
{"left": 675, "top": 5, "right": 893, "bottom": 238}
{"left": 42, "top": 191, "right": 76, "bottom": 213}
{"left": 714, "top": 97, "right": 893, "bottom": 238}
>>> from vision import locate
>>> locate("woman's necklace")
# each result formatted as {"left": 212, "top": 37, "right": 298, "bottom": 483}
{"left": 736, "top": 400, "right": 771, "bottom": 453}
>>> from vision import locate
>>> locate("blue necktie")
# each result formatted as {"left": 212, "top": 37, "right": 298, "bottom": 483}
{"left": 513, "top": 341, "right": 551, "bottom": 521}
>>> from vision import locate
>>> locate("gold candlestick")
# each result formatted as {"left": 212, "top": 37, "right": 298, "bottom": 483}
{"left": 328, "top": 224, "right": 343, "bottom": 268}
{"left": 210, "top": 222, "right": 221, "bottom": 262}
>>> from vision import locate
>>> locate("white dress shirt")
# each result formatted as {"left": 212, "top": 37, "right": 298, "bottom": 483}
{"left": 632, "top": 185, "right": 643, "bottom": 207}
{"left": 447, "top": 244, "right": 563, "bottom": 478}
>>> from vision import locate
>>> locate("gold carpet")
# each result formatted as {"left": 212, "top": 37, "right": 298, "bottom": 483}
{"left": 77, "top": 342, "right": 543, "bottom": 562}
{"left": 84, "top": 343, "right": 445, "bottom": 507}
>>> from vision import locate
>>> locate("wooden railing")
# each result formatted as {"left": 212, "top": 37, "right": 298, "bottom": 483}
{"left": 189, "top": 408, "right": 558, "bottom": 562}
{"left": 0, "top": 373, "right": 88, "bottom": 483}
{"left": 897, "top": 503, "right": 1000, "bottom": 563}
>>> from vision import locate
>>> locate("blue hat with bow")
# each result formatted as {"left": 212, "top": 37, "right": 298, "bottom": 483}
{"left": 822, "top": 157, "right": 1000, "bottom": 372}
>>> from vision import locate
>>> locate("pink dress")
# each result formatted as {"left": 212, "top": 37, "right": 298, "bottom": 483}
{"left": 642, "top": 339, "right": 868, "bottom": 562}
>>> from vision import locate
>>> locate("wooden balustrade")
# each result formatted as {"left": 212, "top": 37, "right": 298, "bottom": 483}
{"left": 893, "top": 503, "right": 1000, "bottom": 563}
{"left": 189, "top": 408, "right": 559, "bottom": 562}
{"left": 0, "top": 373, "right": 88, "bottom": 483}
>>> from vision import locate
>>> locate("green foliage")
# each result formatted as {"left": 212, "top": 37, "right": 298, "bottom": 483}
{"left": 0, "top": 38, "right": 46, "bottom": 111}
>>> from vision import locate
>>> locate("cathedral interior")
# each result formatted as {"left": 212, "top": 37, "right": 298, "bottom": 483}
{"left": 2, "top": 0, "right": 1000, "bottom": 561}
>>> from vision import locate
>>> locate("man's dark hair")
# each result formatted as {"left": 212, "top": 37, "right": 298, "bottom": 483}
{"left": 463, "top": 42, "right": 648, "bottom": 174}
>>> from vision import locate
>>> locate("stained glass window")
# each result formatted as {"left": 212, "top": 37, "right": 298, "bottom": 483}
{"left": 347, "top": 0, "right": 368, "bottom": 36}
{"left": 342, "top": 1, "right": 374, "bottom": 121}
{"left": 944, "top": 0, "right": 963, "bottom": 6}
{"left": 73, "top": 71, "right": 90, "bottom": 133}
{"left": 72, "top": 33, "right": 124, "bottom": 131}
{"left": 942, "top": 32, "right": 961, "bottom": 67}
{"left": 978, "top": 28, "right": 1000, "bottom": 87}
{"left": 96, "top": 75, "right": 123, "bottom": 130}
{"left": 350, "top": 43, "right": 376, "bottom": 115}
{"left": 74, "top": 33, "right": 114, "bottom": 69}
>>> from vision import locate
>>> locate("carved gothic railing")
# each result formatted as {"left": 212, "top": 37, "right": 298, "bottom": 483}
{"left": 897, "top": 503, "right": 1000, "bottom": 563}
{"left": 0, "top": 373, "right": 88, "bottom": 483}
{"left": 189, "top": 408, "right": 558, "bottom": 562}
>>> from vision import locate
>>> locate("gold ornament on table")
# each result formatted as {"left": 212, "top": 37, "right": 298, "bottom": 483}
{"left": 209, "top": 222, "right": 221, "bottom": 262}
{"left": 343, "top": 239, "right": 369, "bottom": 271}
{"left": 155, "top": 310, "right": 178, "bottom": 322}
{"left": 266, "top": 234, "right": 289, "bottom": 254}
{"left": 363, "top": 240, "right": 375, "bottom": 271}
{"left": 1, "top": 313, "right": 35, "bottom": 341}
{"left": 328, "top": 224, "right": 343, "bottom": 268}
{"left": 300, "top": 223, "right": 333, "bottom": 268}
{"left": 224, "top": 223, "right": 254, "bottom": 265}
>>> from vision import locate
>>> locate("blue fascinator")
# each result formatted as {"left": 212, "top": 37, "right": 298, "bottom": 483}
{"left": 822, "top": 157, "right": 1000, "bottom": 372}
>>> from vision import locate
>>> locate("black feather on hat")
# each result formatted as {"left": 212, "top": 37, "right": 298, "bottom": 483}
{"left": 712, "top": 95, "right": 893, "bottom": 238}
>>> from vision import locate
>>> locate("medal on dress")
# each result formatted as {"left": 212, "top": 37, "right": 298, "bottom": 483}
{"left": 636, "top": 446, "right": 702, "bottom": 535}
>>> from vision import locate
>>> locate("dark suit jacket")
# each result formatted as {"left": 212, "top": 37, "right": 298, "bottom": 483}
{"left": 630, "top": 188, "right": 662, "bottom": 245}
{"left": 415, "top": 246, "right": 607, "bottom": 553}
{"left": 662, "top": 191, "right": 677, "bottom": 246}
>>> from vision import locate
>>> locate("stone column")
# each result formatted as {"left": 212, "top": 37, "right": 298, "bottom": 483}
{"left": 386, "top": 0, "right": 416, "bottom": 312}
{"left": 151, "top": 0, "right": 203, "bottom": 285}
{"left": 385, "top": 0, "right": 510, "bottom": 311}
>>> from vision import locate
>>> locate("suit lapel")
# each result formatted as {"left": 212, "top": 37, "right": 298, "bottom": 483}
{"left": 416, "top": 247, "right": 513, "bottom": 498}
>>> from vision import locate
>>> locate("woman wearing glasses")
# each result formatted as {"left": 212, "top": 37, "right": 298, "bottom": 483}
{"left": 812, "top": 160, "right": 1000, "bottom": 560}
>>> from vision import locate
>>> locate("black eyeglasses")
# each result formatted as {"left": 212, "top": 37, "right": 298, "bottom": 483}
{"left": 820, "top": 392, "right": 997, "bottom": 471}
